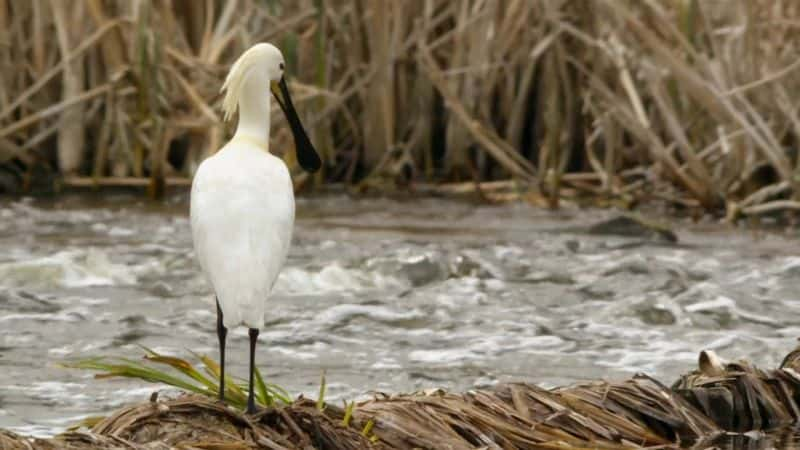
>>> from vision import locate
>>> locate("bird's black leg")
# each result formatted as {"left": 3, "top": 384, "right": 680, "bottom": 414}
{"left": 216, "top": 298, "right": 227, "bottom": 402}
{"left": 246, "top": 327, "right": 260, "bottom": 414}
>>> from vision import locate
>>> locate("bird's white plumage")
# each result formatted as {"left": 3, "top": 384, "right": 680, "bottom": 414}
{"left": 191, "top": 142, "right": 294, "bottom": 329}
{"left": 191, "top": 42, "right": 294, "bottom": 330}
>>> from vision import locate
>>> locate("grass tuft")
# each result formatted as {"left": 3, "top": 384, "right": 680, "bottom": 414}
{"left": 61, "top": 349, "right": 291, "bottom": 411}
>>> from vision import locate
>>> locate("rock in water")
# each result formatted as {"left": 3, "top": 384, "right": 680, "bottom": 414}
{"left": 586, "top": 214, "right": 678, "bottom": 243}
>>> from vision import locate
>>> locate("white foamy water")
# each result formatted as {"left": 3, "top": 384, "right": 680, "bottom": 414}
{"left": 0, "top": 248, "right": 138, "bottom": 289}
{"left": 1, "top": 194, "right": 799, "bottom": 437}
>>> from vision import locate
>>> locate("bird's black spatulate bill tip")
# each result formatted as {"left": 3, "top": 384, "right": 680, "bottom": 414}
{"left": 274, "top": 77, "right": 322, "bottom": 173}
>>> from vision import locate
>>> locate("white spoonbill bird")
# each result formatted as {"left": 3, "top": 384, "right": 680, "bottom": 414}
{"left": 190, "top": 43, "right": 321, "bottom": 414}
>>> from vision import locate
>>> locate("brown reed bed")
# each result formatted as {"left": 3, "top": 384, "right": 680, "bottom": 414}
{"left": 1, "top": 1, "right": 800, "bottom": 219}
{"left": 4, "top": 345, "right": 800, "bottom": 449}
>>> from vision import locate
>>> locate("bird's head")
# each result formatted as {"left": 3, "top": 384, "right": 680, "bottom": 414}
{"left": 221, "top": 43, "right": 321, "bottom": 173}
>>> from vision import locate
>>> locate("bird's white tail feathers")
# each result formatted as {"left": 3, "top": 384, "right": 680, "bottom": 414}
{"left": 220, "top": 47, "right": 260, "bottom": 122}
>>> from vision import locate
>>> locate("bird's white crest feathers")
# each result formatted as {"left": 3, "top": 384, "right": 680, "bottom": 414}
{"left": 220, "top": 47, "right": 260, "bottom": 122}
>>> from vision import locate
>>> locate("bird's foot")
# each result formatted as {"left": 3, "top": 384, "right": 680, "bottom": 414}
{"left": 215, "top": 386, "right": 226, "bottom": 404}
{"left": 246, "top": 403, "right": 259, "bottom": 415}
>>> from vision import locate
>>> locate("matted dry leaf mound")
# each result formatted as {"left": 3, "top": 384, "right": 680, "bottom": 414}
{"left": 4, "top": 346, "right": 800, "bottom": 449}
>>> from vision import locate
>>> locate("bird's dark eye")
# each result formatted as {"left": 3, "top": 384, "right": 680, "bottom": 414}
{"left": 279, "top": 63, "right": 284, "bottom": 70}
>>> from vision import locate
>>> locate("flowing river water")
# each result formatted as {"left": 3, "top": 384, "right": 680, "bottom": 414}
{"left": 0, "top": 193, "right": 799, "bottom": 442}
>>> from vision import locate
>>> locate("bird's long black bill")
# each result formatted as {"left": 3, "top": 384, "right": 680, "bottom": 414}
{"left": 272, "top": 77, "right": 321, "bottom": 173}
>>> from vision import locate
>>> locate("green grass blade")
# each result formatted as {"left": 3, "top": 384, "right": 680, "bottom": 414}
{"left": 316, "top": 371, "right": 326, "bottom": 411}
{"left": 342, "top": 401, "right": 355, "bottom": 427}
{"left": 197, "top": 353, "right": 247, "bottom": 402}
{"left": 141, "top": 349, "right": 218, "bottom": 392}
{"left": 64, "top": 358, "right": 209, "bottom": 396}
{"left": 253, "top": 366, "right": 271, "bottom": 406}
{"left": 265, "top": 383, "right": 292, "bottom": 404}
{"left": 361, "top": 419, "right": 374, "bottom": 437}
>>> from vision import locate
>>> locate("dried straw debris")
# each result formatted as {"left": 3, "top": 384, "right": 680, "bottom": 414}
{"left": 6, "top": 345, "right": 800, "bottom": 449}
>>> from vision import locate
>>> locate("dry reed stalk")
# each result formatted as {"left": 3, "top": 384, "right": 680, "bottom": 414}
{"left": 50, "top": 0, "right": 86, "bottom": 175}
{"left": 360, "top": 0, "right": 394, "bottom": 170}
{"left": 62, "top": 175, "right": 191, "bottom": 188}
{"left": 0, "top": 84, "right": 111, "bottom": 140}
{"left": 418, "top": 40, "right": 535, "bottom": 181}
{"left": 0, "top": 1, "right": 9, "bottom": 110}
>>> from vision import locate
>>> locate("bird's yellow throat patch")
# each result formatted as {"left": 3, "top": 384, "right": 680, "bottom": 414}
{"left": 230, "top": 134, "right": 269, "bottom": 153}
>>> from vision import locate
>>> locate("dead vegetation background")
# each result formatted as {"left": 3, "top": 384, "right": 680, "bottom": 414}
{"left": 1, "top": 0, "right": 800, "bottom": 218}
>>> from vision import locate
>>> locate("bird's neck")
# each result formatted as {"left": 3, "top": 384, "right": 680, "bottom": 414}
{"left": 233, "top": 75, "right": 271, "bottom": 150}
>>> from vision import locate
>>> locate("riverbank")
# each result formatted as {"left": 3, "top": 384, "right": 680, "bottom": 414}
{"left": 3, "top": 346, "right": 799, "bottom": 449}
